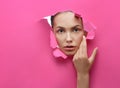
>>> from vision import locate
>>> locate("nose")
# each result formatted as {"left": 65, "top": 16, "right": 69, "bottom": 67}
{"left": 66, "top": 32, "right": 72, "bottom": 43}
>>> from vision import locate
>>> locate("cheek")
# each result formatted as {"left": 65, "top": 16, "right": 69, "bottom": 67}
{"left": 75, "top": 33, "right": 84, "bottom": 45}
{"left": 55, "top": 35, "right": 64, "bottom": 47}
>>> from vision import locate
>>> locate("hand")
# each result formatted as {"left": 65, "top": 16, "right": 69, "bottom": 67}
{"left": 73, "top": 36, "right": 98, "bottom": 75}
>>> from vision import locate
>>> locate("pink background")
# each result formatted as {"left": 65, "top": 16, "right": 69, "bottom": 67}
{"left": 0, "top": 0, "right": 120, "bottom": 88}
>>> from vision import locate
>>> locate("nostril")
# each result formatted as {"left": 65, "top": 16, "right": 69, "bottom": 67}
{"left": 66, "top": 40, "right": 72, "bottom": 43}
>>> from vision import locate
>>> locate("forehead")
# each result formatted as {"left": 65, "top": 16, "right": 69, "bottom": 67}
{"left": 53, "top": 12, "right": 82, "bottom": 27}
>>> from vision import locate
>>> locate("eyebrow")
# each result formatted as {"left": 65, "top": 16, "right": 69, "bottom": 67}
{"left": 55, "top": 25, "right": 83, "bottom": 29}
{"left": 71, "top": 25, "right": 83, "bottom": 29}
{"left": 56, "top": 26, "right": 64, "bottom": 29}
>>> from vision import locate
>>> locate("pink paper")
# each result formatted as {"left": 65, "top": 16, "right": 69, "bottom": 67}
{"left": 1, "top": 0, "right": 120, "bottom": 88}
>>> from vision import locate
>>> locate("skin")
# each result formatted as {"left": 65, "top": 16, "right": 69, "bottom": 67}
{"left": 52, "top": 11, "right": 98, "bottom": 88}
{"left": 53, "top": 12, "right": 84, "bottom": 56}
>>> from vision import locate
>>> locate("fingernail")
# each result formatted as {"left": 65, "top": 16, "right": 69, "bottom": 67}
{"left": 96, "top": 47, "right": 98, "bottom": 50}
{"left": 83, "top": 35, "right": 86, "bottom": 39}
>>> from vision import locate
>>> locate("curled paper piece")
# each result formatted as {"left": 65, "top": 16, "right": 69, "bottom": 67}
{"left": 83, "top": 21, "right": 96, "bottom": 39}
{"left": 53, "top": 48, "right": 67, "bottom": 59}
{"left": 42, "top": 11, "right": 96, "bottom": 59}
{"left": 44, "top": 16, "right": 52, "bottom": 27}
{"left": 50, "top": 31, "right": 58, "bottom": 49}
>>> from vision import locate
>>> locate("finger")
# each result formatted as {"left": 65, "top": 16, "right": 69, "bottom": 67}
{"left": 89, "top": 47, "right": 98, "bottom": 64}
{"left": 79, "top": 36, "right": 88, "bottom": 58}
{"left": 73, "top": 52, "right": 77, "bottom": 61}
{"left": 73, "top": 48, "right": 79, "bottom": 61}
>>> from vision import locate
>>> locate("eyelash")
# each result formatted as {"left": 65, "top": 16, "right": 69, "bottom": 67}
{"left": 73, "top": 28, "right": 81, "bottom": 32}
{"left": 56, "top": 28, "right": 82, "bottom": 33}
{"left": 57, "top": 29, "right": 65, "bottom": 33}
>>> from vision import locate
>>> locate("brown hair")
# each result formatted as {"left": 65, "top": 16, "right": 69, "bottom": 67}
{"left": 50, "top": 11, "right": 83, "bottom": 28}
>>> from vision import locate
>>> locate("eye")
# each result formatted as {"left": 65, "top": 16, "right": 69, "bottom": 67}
{"left": 73, "top": 28, "right": 80, "bottom": 32}
{"left": 57, "top": 29, "right": 65, "bottom": 33}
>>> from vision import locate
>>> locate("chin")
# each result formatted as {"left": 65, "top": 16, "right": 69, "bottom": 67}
{"left": 63, "top": 51, "right": 76, "bottom": 56}
{"left": 60, "top": 48, "right": 78, "bottom": 56}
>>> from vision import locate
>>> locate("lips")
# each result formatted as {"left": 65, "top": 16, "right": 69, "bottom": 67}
{"left": 64, "top": 46, "right": 76, "bottom": 51}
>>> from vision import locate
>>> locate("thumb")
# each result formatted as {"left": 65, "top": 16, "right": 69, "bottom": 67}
{"left": 89, "top": 47, "right": 98, "bottom": 65}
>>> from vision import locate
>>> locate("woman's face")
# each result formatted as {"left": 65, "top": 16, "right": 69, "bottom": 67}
{"left": 53, "top": 12, "right": 84, "bottom": 56}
